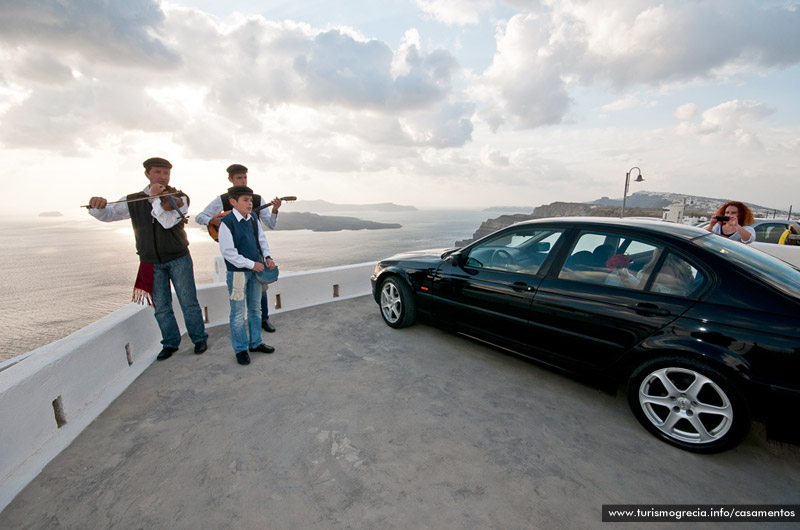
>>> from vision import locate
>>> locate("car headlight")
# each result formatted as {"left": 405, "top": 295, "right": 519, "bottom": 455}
{"left": 373, "top": 263, "right": 384, "bottom": 277}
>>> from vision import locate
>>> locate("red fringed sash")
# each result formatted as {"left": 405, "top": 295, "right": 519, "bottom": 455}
{"left": 132, "top": 262, "right": 155, "bottom": 306}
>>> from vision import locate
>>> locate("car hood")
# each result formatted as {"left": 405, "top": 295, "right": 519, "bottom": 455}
{"left": 381, "top": 248, "right": 452, "bottom": 262}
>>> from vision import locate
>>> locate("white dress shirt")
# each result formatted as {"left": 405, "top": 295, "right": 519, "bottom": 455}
{"left": 88, "top": 186, "right": 188, "bottom": 229}
{"left": 218, "top": 209, "right": 272, "bottom": 270}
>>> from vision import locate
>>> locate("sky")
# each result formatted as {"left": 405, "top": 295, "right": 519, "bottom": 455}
{"left": 2, "top": 0, "right": 800, "bottom": 216}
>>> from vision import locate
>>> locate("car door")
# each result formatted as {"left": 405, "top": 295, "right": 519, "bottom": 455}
{"left": 431, "top": 227, "right": 564, "bottom": 349}
{"left": 528, "top": 229, "right": 706, "bottom": 370}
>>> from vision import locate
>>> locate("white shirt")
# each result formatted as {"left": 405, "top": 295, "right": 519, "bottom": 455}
{"left": 195, "top": 195, "right": 278, "bottom": 230}
{"left": 712, "top": 223, "right": 756, "bottom": 244}
{"left": 88, "top": 186, "right": 188, "bottom": 229}
{"left": 218, "top": 209, "right": 272, "bottom": 270}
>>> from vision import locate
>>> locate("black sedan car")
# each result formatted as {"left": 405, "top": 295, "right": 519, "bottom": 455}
{"left": 370, "top": 217, "right": 800, "bottom": 453}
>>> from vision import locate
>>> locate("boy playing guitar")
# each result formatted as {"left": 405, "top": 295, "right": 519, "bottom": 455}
{"left": 196, "top": 164, "right": 291, "bottom": 332}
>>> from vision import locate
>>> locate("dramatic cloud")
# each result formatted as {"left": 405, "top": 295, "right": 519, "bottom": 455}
{"left": 0, "top": 3, "right": 471, "bottom": 157}
{"left": 0, "top": 0, "right": 180, "bottom": 67}
{"left": 479, "top": 0, "right": 800, "bottom": 130}
{"left": 1, "top": 0, "right": 799, "bottom": 212}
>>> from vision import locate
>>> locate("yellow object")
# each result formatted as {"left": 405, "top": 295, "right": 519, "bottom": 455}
{"left": 778, "top": 226, "right": 800, "bottom": 245}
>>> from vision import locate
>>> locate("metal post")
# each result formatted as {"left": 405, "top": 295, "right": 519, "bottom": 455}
{"left": 621, "top": 167, "right": 643, "bottom": 218}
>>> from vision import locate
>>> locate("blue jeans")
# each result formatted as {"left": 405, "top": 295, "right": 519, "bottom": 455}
{"left": 226, "top": 271, "right": 263, "bottom": 352}
{"left": 152, "top": 253, "right": 208, "bottom": 349}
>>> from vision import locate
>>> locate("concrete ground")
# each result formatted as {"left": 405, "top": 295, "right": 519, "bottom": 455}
{"left": 1, "top": 296, "right": 798, "bottom": 530}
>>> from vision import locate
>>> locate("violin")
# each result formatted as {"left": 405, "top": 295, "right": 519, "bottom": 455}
{"left": 82, "top": 186, "right": 190, "bottom": 225}
{"left": 159, "top": 186, "right": 190, "bottom": 225}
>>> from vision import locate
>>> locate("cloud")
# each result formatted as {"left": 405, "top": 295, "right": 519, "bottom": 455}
{"left": 413, "top": 0, "right": 496, "bottom": 26}
{"left": 602, "top": 94, "right": 655, "bottom": 112}
{"left": 0, "top": 4, "right": 472, "bottom": 157}
{"left": 0, "top": 0, "right": 180, "bottom": 68}
{"left": 293, "top": 29, "right": 458, "bottom": 111}
{"left": 479, "top": 0, "right": 800, "bottom": 130}
{"left": 676, "top": 99, "right": 774, "bottom": 148}
{"left": 675, "top": 103, "right": 698, "bottom": 122}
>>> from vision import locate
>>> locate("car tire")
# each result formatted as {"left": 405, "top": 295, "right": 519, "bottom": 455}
{"left": 626, "top": 356, "right": 751, "bottom": 453}
{"left": 379, "top": 276, "right": 416, "bottom": 328}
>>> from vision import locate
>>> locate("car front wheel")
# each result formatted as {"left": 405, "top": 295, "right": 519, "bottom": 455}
{"left": 379, "top": 277, "right": 416, "bottom": 328}
{"left": 627, "top": 356, "right": 751, "bottom": 453}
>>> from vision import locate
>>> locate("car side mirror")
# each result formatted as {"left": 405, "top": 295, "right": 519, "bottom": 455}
{"left": 448, "top": 251, "right": 463, "bottom": 267}
{"left": 535, "top": 242, "right": 550, "bottom": 252}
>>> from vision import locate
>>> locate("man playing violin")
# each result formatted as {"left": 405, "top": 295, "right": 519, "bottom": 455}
{"left": 196, "top": 164, "right": 282, "bottom": 333}
{"left": 87, "top": 157, "right": 208, "bottom": 360}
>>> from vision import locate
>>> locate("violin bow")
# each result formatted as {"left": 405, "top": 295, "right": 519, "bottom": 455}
{"left": 80, "top": 191, "right": 183, "bottom": 208}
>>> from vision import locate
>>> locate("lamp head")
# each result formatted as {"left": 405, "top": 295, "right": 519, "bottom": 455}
{"left": 634, "top": 174, "right": 644, "bottom": 183}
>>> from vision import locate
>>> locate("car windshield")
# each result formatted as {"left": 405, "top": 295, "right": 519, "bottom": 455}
{"left": 693, "top": 233, "right": 800, "bottom": 298}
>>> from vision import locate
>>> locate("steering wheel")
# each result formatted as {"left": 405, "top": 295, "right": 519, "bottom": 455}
{"left": 491, "top": 249, "right": 513, "bottom": 268}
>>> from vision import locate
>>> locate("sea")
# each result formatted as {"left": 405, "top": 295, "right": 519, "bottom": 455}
{"left": 0, "top": 209, "right": 491, "bottom": 362}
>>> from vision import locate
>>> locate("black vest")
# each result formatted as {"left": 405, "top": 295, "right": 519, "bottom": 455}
{"left": 127, "top": 193, "right": 190, "bottom": 264}
{"left": 221, "top": 213, "right": 262, "bottom": 272}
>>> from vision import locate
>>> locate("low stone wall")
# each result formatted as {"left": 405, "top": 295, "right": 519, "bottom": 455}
{"left": 0, "top": 262, "right": 376, "bottom": 512}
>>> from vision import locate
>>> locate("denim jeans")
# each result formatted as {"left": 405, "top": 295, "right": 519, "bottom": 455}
{"left": 152, "top": 253, "right": 208, "bottom": 349}
{"left": 226, "top": 271, "right": 263, "bottom": 352}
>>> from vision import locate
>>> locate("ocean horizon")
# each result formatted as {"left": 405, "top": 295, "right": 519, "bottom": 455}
{"left": 0, "top": 209, "right": 491, "bottom": 361}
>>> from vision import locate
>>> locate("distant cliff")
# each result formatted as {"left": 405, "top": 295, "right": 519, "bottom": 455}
{"left": 275, "top": 212, "right": 401, "bottom": 232}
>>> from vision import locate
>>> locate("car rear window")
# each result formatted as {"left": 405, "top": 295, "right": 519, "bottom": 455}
{"left": 694, "top": 234, "right": 800, "bottom": 298}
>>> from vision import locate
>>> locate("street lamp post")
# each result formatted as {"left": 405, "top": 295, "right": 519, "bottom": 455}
{"left": 621, "top": 167, "right": 644, "bottom": 218}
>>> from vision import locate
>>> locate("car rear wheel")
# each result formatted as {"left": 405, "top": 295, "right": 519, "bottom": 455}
{"left": 627, "top": 356, "right": 751, "bottom": 453}
{"left": 379, "top": 277, "right": 416, "bottom": 328}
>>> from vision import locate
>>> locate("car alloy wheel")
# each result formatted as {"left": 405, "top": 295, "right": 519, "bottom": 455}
{"left": 379, "top": 277, "right": 416, "bottom": 328}
{"left": 627, "top": 356, "right": 750, "bottom": 453}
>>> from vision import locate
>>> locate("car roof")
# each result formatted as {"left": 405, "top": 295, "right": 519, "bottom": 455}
{"left": 512, "top": 216, "right": 709, "bottom": 240}
{"left": 752, "top": 218, "right": 800, "bottom": 225}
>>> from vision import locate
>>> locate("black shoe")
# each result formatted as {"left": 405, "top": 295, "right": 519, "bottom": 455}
{"left": 236, "top": 351, "right": 251, "bottom": 365}
{"left": 157, "top": 347, "right": 178, "bottom": 360}
{"left": 194, "top": 341, "right": 208, "bottom": 354}
{"left": 249, "top": 343, "right": 275, "bottom": 354}
{"left": 261, "top": 320, "right": 276, "bottom": 333}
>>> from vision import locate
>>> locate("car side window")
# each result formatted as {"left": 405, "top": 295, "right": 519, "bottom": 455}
{"left": 466, "top": 229, "right": 563, "bottom": 274}
{"left": 755, "top": 223, "right": 787, "bottom": 244}
{"left": 558, "top": 231, "right": 661, "bottom": 290}
{"left": 651, "top": 253, "right": 707, "bottom": 297}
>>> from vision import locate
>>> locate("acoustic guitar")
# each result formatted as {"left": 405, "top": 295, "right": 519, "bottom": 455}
{"left": 207, "top": 196, "right": 296, "bottom": 241}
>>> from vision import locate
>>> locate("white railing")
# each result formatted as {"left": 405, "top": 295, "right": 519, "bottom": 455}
{"left": 0, "top": 262, "right": 377, "bottom": 512}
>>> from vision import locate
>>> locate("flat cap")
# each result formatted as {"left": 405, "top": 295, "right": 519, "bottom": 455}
{"left": 143, "top": 157, "right": 173, "bottom": 170}
{"left": 226, "top": 164, "right": 248, "bottom": 176}
{"left": 227, "top": 185, "right": 254, "bottom": 197}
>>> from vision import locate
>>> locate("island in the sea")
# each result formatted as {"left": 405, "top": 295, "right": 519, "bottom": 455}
{"left": 266, "top": 200, "right": 410, "bottom": 231}
{"left": 275, "top": 212, "right": 401, "bottom": 232}
{"left": 38, "top": 211, "right": 63, "bottom": 217}
{"left": 189, "top": 201, "right": 408, "bottom": 232}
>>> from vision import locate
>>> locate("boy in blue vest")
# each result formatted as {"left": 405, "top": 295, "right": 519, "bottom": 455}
{"left": 218, "top": 186, "right": 277, "bottom": 365}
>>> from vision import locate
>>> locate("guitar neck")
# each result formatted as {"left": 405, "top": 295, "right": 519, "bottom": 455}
{"left": 253, "top": 196, "right": 297, "bottom": 213}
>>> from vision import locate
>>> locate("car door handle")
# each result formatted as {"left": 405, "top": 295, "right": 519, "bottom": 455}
{"left": 630, "top": 303, "right": 670, "bottom": 317}
{"left": 512, "top": 282, "right": 534, "bottom": 292}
